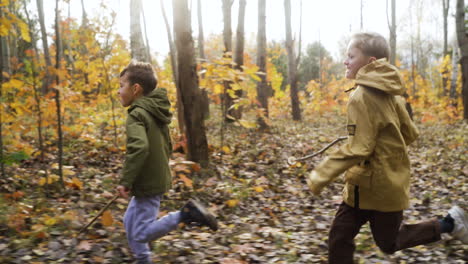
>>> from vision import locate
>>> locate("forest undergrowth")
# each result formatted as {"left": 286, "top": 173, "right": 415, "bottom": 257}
{"left": 0, "top": 112, "right": 466, "bottom": 264}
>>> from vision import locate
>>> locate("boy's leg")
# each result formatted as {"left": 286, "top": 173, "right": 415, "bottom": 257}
{"left": 369, "top": 210, "right": 441, "bottom": 254}
{"left": 123, "top": 196, "right": 181, "bottom": 263}
{"left": 328, "top": 202, "right": 369, "bottom": 264}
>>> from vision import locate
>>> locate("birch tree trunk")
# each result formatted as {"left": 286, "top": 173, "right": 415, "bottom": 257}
{"left": 456, "top": 0, "right": 468, "bottom": 119}
{"left": 55, "top": 0, "right": 64, "bottom": 186}
{"left": 442, "top": 0, "right": 450, "bottom": 96}
{"left": 284, "top": 0, "right": 301, "bottom": 121}
{"left": 173, "top": 0, "right": 209, "bottom": 166}
{"left": 36, "top": 0, "right": 52, "bottom": 94}
{"left": 232, "top": 0, "right": 246, "bottom": 120}
{"left": 450, "top": 41, "right": 459, "bottom": 100}
{"left": 130, "top": 0, "right": 149, "bottom": 62}
{"left": 256, "top": 0, "right": 268, "bottom": 129}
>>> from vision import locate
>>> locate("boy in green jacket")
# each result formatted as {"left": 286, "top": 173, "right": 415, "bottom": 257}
{"left": 306, "top": 32, "right": 467, "bottom": 263}
{"left": 116, "top": 61, "right": 218, "bottom": 264}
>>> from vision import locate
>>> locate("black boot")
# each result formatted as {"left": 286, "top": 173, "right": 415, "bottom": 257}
{"left": 180, "top": 199, "right": 218, "bottom": 231}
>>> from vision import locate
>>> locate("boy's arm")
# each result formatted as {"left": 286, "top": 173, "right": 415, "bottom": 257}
{"left": 307, "top": 95, "right": 377, "bottom": 194}
{"left": 120, "top": 112, "right": 149, "bottom": 190}
{"left": 395, "top": 96, "right": 419, "bottom": 145}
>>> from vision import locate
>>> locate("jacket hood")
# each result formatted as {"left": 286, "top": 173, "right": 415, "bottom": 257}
{"left": 129, "top": 88, "right": 172, "bottom": 124}
{"left": 355, "top": 58, "right": 405, "bottom": 96}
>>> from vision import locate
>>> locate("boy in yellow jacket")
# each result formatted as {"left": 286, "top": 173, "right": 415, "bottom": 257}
{"left": 307, "top": 32, "right": 467, "bottom": 263}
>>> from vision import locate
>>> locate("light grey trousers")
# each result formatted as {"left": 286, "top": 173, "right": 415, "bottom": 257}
{"left": 123, "top": 195, "right": 181, "bottom": 262}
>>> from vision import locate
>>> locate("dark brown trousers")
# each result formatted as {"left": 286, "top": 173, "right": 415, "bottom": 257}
{"left": 328, "top": 202, "right": 441, "bottom": 264}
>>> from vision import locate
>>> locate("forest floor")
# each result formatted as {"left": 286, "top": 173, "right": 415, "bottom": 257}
{"left": 0, "top": 113, "right": 467, "bottom": 264}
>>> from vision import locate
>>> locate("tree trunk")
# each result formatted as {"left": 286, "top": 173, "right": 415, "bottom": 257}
{"left": 222, "top": 0, "right": 235, "bottom": 122}
{"left": 55, "top": 0, "right": 64, "bottom": 186}
{"left": 130, "top": 0, "right": 149, "bottom": 62}
{"left": 173, "top": 0, "right": 209, "bottom": 166}
{"left": 160, "top": 0, "right": 185, "bottom": 136}
{"left": 284, "top": 0, "right": 301, "bottom": 121}
{"left": 197, "top": 0, "right": 206, "bottom": 61}
{"left": 80, "top": 0, "right": 88, "bottom": 26}
{"left": 197, "top": 0, "right": 210, "bottom": 120}
{"left": 442, "top": 0, "right": 450, "bottom": 96}
{"left": 256, "top": 0, "right": 268, "bottom": 129}
{"left": 141, "top": 6, "right": 152, "bottom": 62}
{"left": 456, "top": 0, "right": 468, "bottom": 119}
{"left": 0, "top": 24, "right": 6, "bottom": 177}
{"left": 36, "top": 0, "right": 52, "bottom": 94}
{"left": 389, "top": 0, "right": 397, "bottom": 65}
{"left": 450, "top": 41, "right": 459, "bottom": 100}
{"left": 232, "top": 0, "right": 246, "bottom": 120}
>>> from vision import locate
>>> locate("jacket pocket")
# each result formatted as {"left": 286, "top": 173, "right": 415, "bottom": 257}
{"left": 345, "top": 164, "right": 372, "bottom": 189}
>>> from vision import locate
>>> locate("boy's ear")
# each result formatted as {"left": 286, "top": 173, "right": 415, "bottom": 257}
{"left": 368, "top": 57, "right": 377, "bottom": 63}
{"left": 132, "top": 83, "right": 144, "bottom": 95}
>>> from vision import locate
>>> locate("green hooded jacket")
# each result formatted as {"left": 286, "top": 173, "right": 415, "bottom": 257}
{"left": 307, "top": 59, "right": 419, "bottom": 212}
{"left": 120, "top": 88, "right": 173, "bottom": 197}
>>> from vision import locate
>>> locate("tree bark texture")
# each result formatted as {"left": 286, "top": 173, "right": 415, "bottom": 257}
{"left": 456, "top": 0, "right": 468, "bottom": 119}
{"left": 173, "top": 0, "right": 209, "bottom": 166}
{"left": 130, "top": 0, "right": 149, "bottom": 62}
{"left": 284, "top": 0, "right": 301, "bottom": 121}
{"left": 256, "top": 0, "right": 268, "bottom": 129}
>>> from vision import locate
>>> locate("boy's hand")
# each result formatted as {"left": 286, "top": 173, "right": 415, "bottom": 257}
{"left": 116, "top": 185, "right": 130, "bottom": 199}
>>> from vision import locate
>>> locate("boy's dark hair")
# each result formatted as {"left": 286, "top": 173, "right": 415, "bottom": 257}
{"left": 120, "top": 60, "right": 157, "bottom": 95}
{"left": 351, "top": 32, "right": 390, "bottom": 60}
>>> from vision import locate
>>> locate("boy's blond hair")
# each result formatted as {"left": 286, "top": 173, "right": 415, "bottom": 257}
{"left": 350, "top": 32, "right": 390, "bottom": 60}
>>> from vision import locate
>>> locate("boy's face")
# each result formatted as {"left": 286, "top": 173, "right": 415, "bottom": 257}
{"left": 344, "top": 41, "right": 374, "bottom": 79}
{"left": 118, "top": 73, "right": 138, "bottom": 107}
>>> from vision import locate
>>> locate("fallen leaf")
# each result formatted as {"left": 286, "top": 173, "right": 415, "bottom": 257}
{"left": 101, "top": 210, "right": 113, "bottom": 226}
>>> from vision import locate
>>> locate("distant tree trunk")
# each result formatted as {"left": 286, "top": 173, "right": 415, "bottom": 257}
{"left": 141, "top": 7, "right": 152, "bottom": 62}
{"left": 450, "top": 41, "right": 459, "bottom": 100}
{"left": 360, "top": 0, "right": 364, "bottom": 30}
{"left": 173, "top": 0, "right": 209, "bottom": 166}
{"left": 80, "top": 0, "right": 88, "bottom": 26}
{"left": 130, "top": 0, "right": 149, "bottom": 62}
{"left": 197, "top": 0, "right": 206, "bottom": 61}
{"left": 160, "top": 0, "right": 184, "bottom": 136}
{"left": 55, "top": 0, "right": 64, "bottom": 186}
{"left": 37, "top": 0, "right": 52, "bottom": 94}
{"left": 222, "top": 0, "right": 235, "bottom": 122}
{"left": 456, "top": 0, "right": 468, "bottom": 119}
{"left": 23, "top": 0, "right": 48, "bottom": 193}
{"left": 388, "top": 0, "right": 397, "bottom": 65}
{"left": 197, "top": 0, "right": 210, "bottom": 120}
{"left": 284, "top": 0, "right": 301, "bottom": 121}
{"left": 442, "top": 0, "right": 450, "bottom": 96}
{"left": 409, "top": 2, "right": 417, "bottom": 96}
{"left": 0, "top": 20, "right": 7, "bottom": 177}
{"left": 256, "top": 0, "right": 268, "bottom": 129}
{"left": 232, "top": 0, "right": 246, "bottom": 120}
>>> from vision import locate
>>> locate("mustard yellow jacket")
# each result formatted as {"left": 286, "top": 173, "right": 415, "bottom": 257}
{"left": 307, "top": 59, "right": 419, "bottom": 212}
